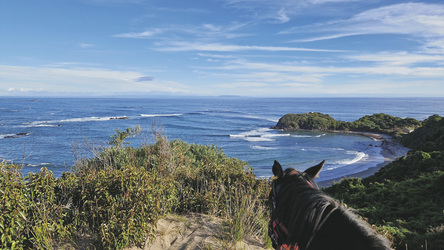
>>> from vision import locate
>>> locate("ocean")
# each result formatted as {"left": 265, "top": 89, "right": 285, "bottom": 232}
{"left": 1, "top": 97, "right": 444, "bottom": 182}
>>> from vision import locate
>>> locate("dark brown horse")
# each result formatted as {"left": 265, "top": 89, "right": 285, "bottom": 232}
{"left": 269, "top": 160, "right": 391, "bottom": 250}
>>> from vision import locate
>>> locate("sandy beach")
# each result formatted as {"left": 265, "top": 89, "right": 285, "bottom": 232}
{"left": 318, "top": 132, "right": 410, "bottom": 187}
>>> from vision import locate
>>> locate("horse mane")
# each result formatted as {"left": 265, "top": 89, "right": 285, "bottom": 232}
{"left": 273, "top": 168, "right": 390, "bottom": 250}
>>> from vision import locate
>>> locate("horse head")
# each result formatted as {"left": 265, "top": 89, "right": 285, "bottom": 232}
{"left": 269, "top": 160, "right": 392, "bottom": 250}
{"left": 269, "top": 160, "right": 326, "bottom": 249}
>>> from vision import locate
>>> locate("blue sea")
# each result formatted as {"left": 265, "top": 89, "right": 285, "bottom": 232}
{"left": 1, "top": 97, "right": 444, "bottom": 182}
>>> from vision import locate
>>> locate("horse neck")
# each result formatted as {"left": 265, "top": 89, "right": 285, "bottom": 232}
{"left": 309, "top": 208, "right": 391, "bottom": 250}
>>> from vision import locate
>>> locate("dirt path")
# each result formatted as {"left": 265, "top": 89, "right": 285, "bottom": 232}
{"left": 126, "top": 213, "right": 267, "bottom": 250}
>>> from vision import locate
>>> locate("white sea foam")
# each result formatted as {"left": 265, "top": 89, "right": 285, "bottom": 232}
{"left": 26, "top": 116, "right": 130, "bottom": 126}
{"left": 251, "top": 145, "right": 277, "bottom": 150}
{"left": 244, "top": 137, "right": 276, "bottom": 142}
{"left": 326, "top": 151, "right": 368, "bottom": 170}
{"left": 291, "top": 135, "right": 313, "bottom": 138}
{"left": 140, "top": 114, "right": 183, "bottom": 117}
{"left": 229, "top": 127, "right": 283, "bottom": 142}
{"left": 229, "top": 134, "right": 246, "bottom": 138}
{"left": 59, "top": 116, "right": 130, "bottom": 122}
{"left": 19, "top": 124, "right": 60, "bottom": 128}
{"left": 261, "top": 133, "right": 290, "bottom": 137}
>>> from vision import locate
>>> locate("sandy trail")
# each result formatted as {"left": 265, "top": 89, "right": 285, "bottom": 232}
{"left": 126, "top": 213, "right": 267, "bottom": 250}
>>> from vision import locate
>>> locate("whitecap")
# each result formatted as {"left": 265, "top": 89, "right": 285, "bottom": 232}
{"left": 251, "top": 145, "right": 278, "bottom": 150}
{"left": 291, "top": 135, "right": 313, "bottom": 138}
{"left": 59, "top": 116, "right": 130, "bottom": 122}
{"left": 229, "top": 127, "right": 281, "bottom": 142}
{"left": 19, "top": 124, "right": 60, "bottom": 128}
{"left": 244, "top": 137, "right": 276, "bottom": 142}
{"left": 315, "top": 134, "right": 326, "bottom": 138}
{"left": 261, "top": 133, "right": 291, "bottom": 138}
{"left": 27, "top": 116, "right": 130, "bottom": 125}
{"left": 330, "top": 151, "right": 368, "bottom": 167}
{"left": 140, "top": 114, "right": 183, "bottom": 117}
{"left": 229, "top": 134, "right": 246, "bottom": 138}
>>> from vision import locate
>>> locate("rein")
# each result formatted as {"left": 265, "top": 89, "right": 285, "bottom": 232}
{"left": 269, "top": 170, "right": 334, "bottom": 250}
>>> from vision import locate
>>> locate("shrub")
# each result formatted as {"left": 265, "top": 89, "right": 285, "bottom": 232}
{"left": 0, "top": 163, "right": 28, "bottom": 249}
{"left": 1, "top": 127, "right": 271, "bottom": 249}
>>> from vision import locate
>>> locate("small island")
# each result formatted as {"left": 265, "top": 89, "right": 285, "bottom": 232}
{"left": 272, "top": 112, "right": 421, "bottom": 137}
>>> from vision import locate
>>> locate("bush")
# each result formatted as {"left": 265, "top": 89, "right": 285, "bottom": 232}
{"left": 0, "top": 127, "right": 271, "bottom": 249}
{"left": 0, "top": 163, "right": 28, "bottom": 249}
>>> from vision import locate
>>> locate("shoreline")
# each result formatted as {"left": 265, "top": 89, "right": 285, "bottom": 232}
{"left": 317, "top": 131, "right": 410, "bottom": 187}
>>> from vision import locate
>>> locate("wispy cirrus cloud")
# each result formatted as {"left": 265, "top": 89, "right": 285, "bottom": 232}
{"left": 286, "top": 2, "right": 444, "bottom": 52}
{"left": 80, "top": 43, "right": 95, "bottom": 48}
{"left": 346, "top": 51, "right": 444, "bottom": 66}
{"left": 155, "top": 41, "right": 345, "bottom": 52}
{"left": 223, "top": 0, "right": 358, "bottom": 23}
{"left": 114, "top": 22, "right": 250, "bottom": 40}
{"left": 114, "top": 28, "right": 165, "bottom": 38}
{"left": 218, "top": 59, "right": 444, "bottom": 78}
{"left": 206, "top": 58, "right": 444, "bottom": 96}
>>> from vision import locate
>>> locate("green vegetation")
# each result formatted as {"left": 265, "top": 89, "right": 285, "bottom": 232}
{"left": 272, "top": 112, "right": 345, "bottom": 131}
{"left": 0, "top": 128, "right": 271, "bottom": 249}
{"left": 324, "top": 114, "right": 444, "bottom": 249}
{"left": 274, "top": 112, "right": 421, "bottom": 137}
{"left": 400, "top": 114, "right": 444, "bottom": 151}
{"left": 3, "top": 113, "right": 443, "bottom": 249}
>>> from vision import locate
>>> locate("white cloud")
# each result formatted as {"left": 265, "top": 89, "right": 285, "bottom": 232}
{"left": 346, "top": 51, "right": 444, "bottom": 66}
{"left": 0, "top": 65, "right": 188, "bottom": 95}
{"left": 115, "top": 23, "right": 250, "bottom": 40}
{"left": 114, "top": 28, "right": 164, "bottom": 38}
{"left": 156, "top": 41, "right": 345, "bottom": 52}
{"left": 288, "top": 2, "right": 444, "bottom": 52}
{"left": 218, "top": 59, "right": 444, "bottom": 79}
{"left": 7, "top": 87, "right": 43, "bottom": 92}
{"left": 276, "top": 8, "right": 290, "bottom": 23}
{"left": 223, "top": 0, "right": 358, "bottom": 22}
{"left": 80, "top": 43, "right": 94, "bottom": 48}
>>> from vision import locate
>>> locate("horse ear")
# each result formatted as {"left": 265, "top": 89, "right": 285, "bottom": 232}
{"left": 272, "top": 160, "right": 284, "bottom": 179}
{"left": 304, "top": 160, "right": 325, "bottom": 179}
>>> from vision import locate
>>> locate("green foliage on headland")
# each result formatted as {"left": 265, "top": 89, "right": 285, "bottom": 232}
{"left": 0, "top": 129, "right": 271, "bottom": 249}
{"left": 273, "top": 112, "right": 422, "bottom": 137}
{"left": 324, "top": 114, "right": 444, "bottom": 249}
{"left": 400, "top": 114, "right": 444, "bottom": 151}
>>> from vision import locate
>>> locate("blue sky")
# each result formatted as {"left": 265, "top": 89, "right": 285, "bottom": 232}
{"left": 1, "top": 0, "right": 444, "bottom": 97}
